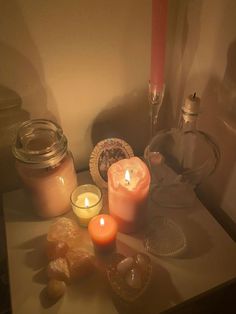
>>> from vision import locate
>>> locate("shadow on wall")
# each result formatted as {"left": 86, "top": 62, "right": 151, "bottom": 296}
{"left": 165, "top": 0, "right": 236, "bottom": 237}
{"left": 196, "top": 39, "right": 236, "bottom": 238}
{"left": 0, "top": 85, "right": 29, "bottom": 192}
{"left": 166, "top": 0, "right": 203, "bottom": 125}
{"left": 90, "top": 88, "right": 171, "bottom": 157}
{"left": 0, "top": 0, "right": 59, "bottom": 123}
{"left": 0, "top": 0, "right": 61, "bottom": 192}
{"left": 90, "top": 89, "right": 150, "bottom": 157}
{"left": 89, "top": 86, "right": 173, "bottom": 159}
{"left": 162, "top": 87, "right": 176, "bottom": 129}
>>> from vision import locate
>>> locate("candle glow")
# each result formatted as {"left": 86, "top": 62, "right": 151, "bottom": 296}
{"left": 125, "top": 169, "right": 131, "bottom": 184}
{"left": 88, "top": 214, "right": 118, "bottom": 251}
{"left": 71, "top": 184, "right": 103, "bottom": 227}
{"left": 84, "top": 197, "right": 89, "bottom": 208}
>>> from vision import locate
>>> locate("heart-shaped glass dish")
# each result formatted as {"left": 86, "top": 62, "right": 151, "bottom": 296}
{"left": 106, "top": 253, "right": 153, "bottom": 302}
{"left": 144, "top": 216, "right": 187, "bottom": 257}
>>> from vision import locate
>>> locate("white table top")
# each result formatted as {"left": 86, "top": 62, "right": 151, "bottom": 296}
{"left": 3, "top": 171, "right": 236, "bottom": 314}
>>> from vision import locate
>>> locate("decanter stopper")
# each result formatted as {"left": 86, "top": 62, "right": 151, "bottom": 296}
{"left": 182, "top": 93, "right": 200, "bottom": 115}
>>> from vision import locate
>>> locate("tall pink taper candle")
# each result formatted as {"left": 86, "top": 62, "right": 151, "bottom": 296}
{"left": 150, "top": 0, "right": 168, "bottom": 93}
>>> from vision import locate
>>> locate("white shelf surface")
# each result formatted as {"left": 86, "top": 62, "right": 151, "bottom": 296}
{"left": 3, "top": 171, "right": 236, "bottom": 314}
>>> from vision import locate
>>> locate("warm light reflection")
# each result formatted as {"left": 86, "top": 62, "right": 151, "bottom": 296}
{"left": 84, "top": 197, "right": 89, "bottom": 208}
{"left": 125, "top": 169, "right": 131, "bottom": 184}
{"left": 59, "top": 177, "right": 65, "bottom": 185}
{"left": 100, "top": 217, "right": 105, "bottom": 226}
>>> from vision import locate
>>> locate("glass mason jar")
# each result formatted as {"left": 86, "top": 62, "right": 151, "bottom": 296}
{"left": 12, "top": 119, "right": 78, "bottom": 218}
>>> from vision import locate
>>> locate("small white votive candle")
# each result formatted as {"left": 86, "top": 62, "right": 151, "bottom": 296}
{"left": 71, "top": 184, "right": 103, "bottom": 227}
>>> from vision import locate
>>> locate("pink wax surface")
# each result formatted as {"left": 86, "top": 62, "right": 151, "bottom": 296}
{"left": 16, "top": 153, "right": 78, "bottom": 218}
{"left": 150, "top": 0, "right": 168, "bottom": 92}
{"left": 108, "top": 157, "right": 151, "bottom": 233}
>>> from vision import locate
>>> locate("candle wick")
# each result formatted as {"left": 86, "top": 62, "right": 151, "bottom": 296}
{"left": 84, "top": 197, "right": 89, "bottom": 208}
{"left": 124, "top": 170, "right": 131, "bottom": 185}
{"left": 193, "top": 92, "right": 196, "bottom": 99}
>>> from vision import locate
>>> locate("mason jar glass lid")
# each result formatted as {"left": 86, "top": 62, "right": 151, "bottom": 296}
{"left": 12, "top": 119, "right": 68, "bottom": 168}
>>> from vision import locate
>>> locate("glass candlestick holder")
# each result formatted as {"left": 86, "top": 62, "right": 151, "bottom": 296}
{"left": 149, "top": 82, "right": 165, "bottom": 138}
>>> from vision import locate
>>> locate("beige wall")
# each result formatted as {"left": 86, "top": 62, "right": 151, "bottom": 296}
{"left": 0, "top": 0, "right": 151, "bottom": 179}
{"left": 165, "top": 0, "right": 236, "bottom": 231}
{"left": 2, "top": 0, "right": 235, "bottom": 234}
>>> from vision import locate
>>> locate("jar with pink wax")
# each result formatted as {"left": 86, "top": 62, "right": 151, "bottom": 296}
{"left": 12, "top": 119, "right": 78, "bottom": 218}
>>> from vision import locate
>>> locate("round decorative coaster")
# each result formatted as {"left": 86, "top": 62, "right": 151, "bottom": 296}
{"left": 144, "top": 216, "right": 187, "bottom": 257}
{"left": 89, "top": 138, "right": 134, "bottom": 189}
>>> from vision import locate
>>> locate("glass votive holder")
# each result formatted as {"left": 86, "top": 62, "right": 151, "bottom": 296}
{"left": 71, "top": 184, "right": 103, "bottom": 227}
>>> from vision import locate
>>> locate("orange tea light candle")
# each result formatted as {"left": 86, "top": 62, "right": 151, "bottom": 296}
{"left": 88, "top": 214, "right": 117, "bottom": 252}
{"left": 108, "top": 157, "right": 151, "bottom": 233}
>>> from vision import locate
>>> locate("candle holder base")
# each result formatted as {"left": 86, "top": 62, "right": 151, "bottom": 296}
{"left": 144, "top": 216, "right": 187, "bottom": 257}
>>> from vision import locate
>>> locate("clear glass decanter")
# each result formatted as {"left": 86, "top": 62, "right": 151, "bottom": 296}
{"left": 145, "top": 93, "right": 220, "bottom": 208}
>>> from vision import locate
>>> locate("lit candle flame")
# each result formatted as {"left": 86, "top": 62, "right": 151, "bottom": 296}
{"left": 84, "top": 197, "right": 89, "bottom": 208}
{"left": 59, "top": 177, "right": 65, "bottom": 185}
{"left": 100, "top": 217, "right": 105, "bottom": 226}
{"left": 125, "top": 169, "right": 131, "bottom": 184}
